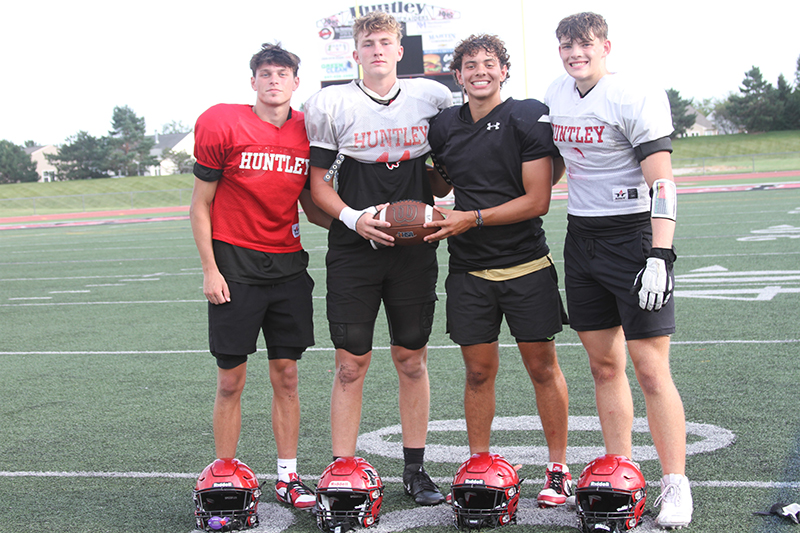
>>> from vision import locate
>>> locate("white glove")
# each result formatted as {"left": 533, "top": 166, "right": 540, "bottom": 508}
{"left": 631, "top": 250, "right": 675, "bottom": 312}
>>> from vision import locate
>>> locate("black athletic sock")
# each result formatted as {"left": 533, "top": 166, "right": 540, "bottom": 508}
{"left": 403, "top": 447, "right": 425, "bottom": 469}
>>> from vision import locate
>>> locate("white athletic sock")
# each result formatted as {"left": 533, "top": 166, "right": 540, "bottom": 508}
{"left": 277, "top": 458, "right": 297, "bottom": 483}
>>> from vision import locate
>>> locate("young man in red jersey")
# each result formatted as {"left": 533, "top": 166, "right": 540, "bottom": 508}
{"left": 191, "top": 43, "right": 331, "bottom": 510}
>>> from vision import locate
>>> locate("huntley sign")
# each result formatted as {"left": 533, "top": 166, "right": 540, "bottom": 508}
{"left": 315, "top": 3, "right": 462, "bottom": 83}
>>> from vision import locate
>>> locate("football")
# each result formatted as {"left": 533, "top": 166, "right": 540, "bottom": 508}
{"left": 373, "top": 199, "right": 444, "bottom": 245}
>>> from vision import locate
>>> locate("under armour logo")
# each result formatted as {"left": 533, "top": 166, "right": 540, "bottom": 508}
{"left": 486, "top": 122, "right": 500, "bottom": 130}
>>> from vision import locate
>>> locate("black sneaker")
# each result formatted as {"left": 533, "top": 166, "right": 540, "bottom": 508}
{"left": 403, "top": 463, "right": 445, "bottom": 506}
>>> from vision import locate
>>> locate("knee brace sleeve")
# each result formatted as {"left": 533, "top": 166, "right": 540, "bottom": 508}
{"left": 329, "top": 321, "right": 375, "bottom": 356}
{"left": 386, "top": 301, "right": 435, "bottom": 351}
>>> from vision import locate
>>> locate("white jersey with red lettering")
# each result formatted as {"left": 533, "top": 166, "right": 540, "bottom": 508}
{"left": 304, "top": 79, "right": 452, "bottom": 164}
{"left": 545, "top": 73, "right": 673, "bottom": 217}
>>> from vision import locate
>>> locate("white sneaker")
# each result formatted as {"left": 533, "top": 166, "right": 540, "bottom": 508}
{"left": 655, "top": 473, "right": 693, "bottom": 529}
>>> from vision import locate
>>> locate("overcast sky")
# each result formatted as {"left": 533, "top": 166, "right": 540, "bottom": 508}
{"left": 2, "top": 0, "right": 798, "bottom": 146}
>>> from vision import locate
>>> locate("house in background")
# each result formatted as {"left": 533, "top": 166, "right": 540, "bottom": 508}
{"left": 682, "top": 105, "right": 718, "bottom": 137}
{"left": 146, "top": 131, "right": 195, "bottom": 176}
{"left": 24, "top": 144, "right": 58, "bottom": 182}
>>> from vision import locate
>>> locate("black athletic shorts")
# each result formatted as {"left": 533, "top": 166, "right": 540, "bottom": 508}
{"left": 208, "top": 273, "right": 315, "bottom": 368}
{"left": 445, "top": 264, "right": 566, "bottom": 346}
{"left": 563, "top": 229, "right": 675, "bottom": 340}
{"left": 325, "top": 243, "right": 438, "bottom": 323}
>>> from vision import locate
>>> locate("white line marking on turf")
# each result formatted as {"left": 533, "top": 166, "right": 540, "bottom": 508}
{"left": 7, "top": 297, "right": 52, "bottom": 300}
{"left": 0, "top": 272, "right": 198, "bottom": 282}
{"left": 0, "top": 299, "right": 206, "bottom": 307}
{"left": 48, "top": 290, "right": 91, "bottom": 294}
{"left": 0, "top": 339, "right": 798, "bottom": 356}
{"left": 357, "top": 416, "right": 734, "bottom": 464}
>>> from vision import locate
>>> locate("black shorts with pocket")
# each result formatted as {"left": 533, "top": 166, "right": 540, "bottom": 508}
{"left": 208, "top": 273, "right": 315, "bottom": 367}
{"left": 445, "top": 263, "right": 566, "bottom": 346}
{"left": 563, "top": 228, "right": 675, "bottom": 340}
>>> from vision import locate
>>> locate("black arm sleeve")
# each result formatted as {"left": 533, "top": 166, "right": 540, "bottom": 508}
{"left": 634, "top": 136, "right": 673, "bottom": 163}
{"left": 309, "top": 146, "right": 339, "bottom": 169}
{"left": 193, "top": 162, "right": 223, "bottom": 182}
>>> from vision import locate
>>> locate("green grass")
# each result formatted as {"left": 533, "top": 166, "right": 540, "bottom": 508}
{"left": 671, "top": 131, "right": 800, "bottom": 174}
{"left": 0, "top": 173, "right": 195, "bottom": 199}
{"left": 672, "top": 130, "right": 800, "bottom": 158}
{"left": 1, "top": 187, "right": 799, "bottom": 532}
{"left": 0, "top": 174, "right": 195, "bottom": 217}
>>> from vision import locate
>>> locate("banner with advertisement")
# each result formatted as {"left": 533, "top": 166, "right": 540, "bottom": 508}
{"left": 316, "top": 3, "right": 463, "bottom": 83}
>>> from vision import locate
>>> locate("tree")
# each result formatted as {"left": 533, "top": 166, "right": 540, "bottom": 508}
{"left": 161, "top": 120, "right": 192, "bottom": 134}
{"left": 667, "top": 88, "right": 695, "bottom": 138}
{"left": 106, "top": 105, "right": 157, "bottom": 176}
{"left": 774, "top": 74, "right": 795, "bottom": 130}
{"left": 786, "top": 55, "right": 800, "bottom": 130}
{"left": 709, "top": 96, "right": 742, "bottom": 134}
{"left": 691, "top": 97, "right": 717, "bottom": 118}
{"left": 46, "top": 131, "right": 112, "bottom": 180}
{"left": 161, "top": 148, "right": 196, "bottom": 174}
{"left": 726, "top": 66, "right": 781, "bottom": 132}
{"left": 0, "top": 140, "right": 39, "bottom": 183}
{"left": 795, "top": 54, "right": 800, "bottom": 88}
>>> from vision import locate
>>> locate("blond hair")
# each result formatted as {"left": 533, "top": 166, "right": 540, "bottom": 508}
{"left": 352, "top": 11, "right": 403, "bottom": 45}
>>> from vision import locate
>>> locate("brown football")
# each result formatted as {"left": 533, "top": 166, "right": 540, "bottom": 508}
{"left": 373, "top": 199, "right": 444, "bottom": 245}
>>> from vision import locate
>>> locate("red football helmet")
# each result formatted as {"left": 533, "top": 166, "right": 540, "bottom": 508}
{"left": 315, "top": 457, "right": 384, "bottom": 532}
{"left": 193, "top": 459, "right": 261, "bottom": 531}
{"left": 576, "top": 454, "right": 647, "bottom": 532}
{"left": 450, "top": 453, "right": 521, "bottom": 530}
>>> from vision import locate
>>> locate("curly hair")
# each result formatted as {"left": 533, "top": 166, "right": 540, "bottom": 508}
{"left": 450, "top": 34, "right": 510, "bottom": 84}
{"left": 352, "top": 11, "right": 403, "bottom": 46}
{"left": 249, "top": 43, "right": 300, "bottom": 77}
{"left": 555, "top": 12, "right": 608, "bottom": 43}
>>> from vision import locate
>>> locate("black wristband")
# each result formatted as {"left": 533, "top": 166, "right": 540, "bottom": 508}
{"left": 649, "top": 247, "right": 677, "bottom": 267}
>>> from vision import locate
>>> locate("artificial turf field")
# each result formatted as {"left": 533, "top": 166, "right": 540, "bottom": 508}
{"left": 1, "top": 183, "right": 799, "bottom": 533}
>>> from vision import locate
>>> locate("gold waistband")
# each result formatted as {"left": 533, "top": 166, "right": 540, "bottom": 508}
{"left": 468, "top": 253, "right": 553, "bottom": 281}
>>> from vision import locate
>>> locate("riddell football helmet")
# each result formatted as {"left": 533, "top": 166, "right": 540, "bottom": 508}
{"left": 576, "top": 454, "right": 647, "bottom": 533}
{"left": 315, "top": 457, "right": 384, "bottom": 533}
{"left": 450, "top": 453, "right": 521, "bottom": 530}
{"left": 193, "top": 459, "right": 261, "bottom": 531}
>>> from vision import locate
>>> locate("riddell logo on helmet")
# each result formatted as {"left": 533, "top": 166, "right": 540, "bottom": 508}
{"left": 589, "top": 481, "right": 612, "bottom": 488}
{"left": 465, "top": 478, "right": 485, "bottom": 484}
{"left": 329, "top": 481, "right": 352, "bottom": 488}
{"left": 212, "top": 482, "right": 234, "bottom": 487}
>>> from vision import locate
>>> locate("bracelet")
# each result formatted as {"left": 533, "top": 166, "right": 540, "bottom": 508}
{"left": 475, "top": 209, "right": 483, "bottom": 229}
